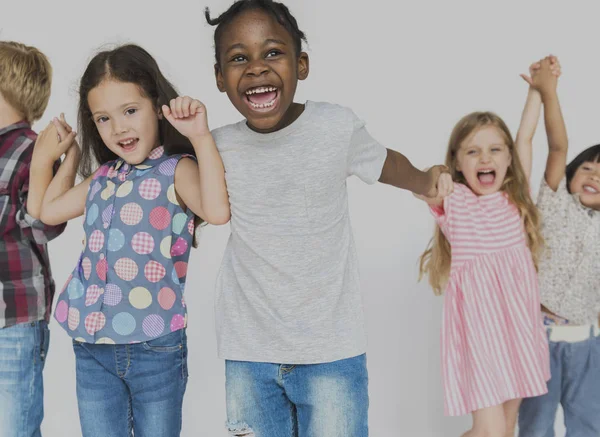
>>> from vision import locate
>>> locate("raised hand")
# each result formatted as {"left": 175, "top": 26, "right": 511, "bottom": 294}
{"left": 162, "top": 96, "right": 210, "bottom": 140}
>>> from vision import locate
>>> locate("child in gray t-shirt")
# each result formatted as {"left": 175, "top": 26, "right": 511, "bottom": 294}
{"left": 205, "top": 1, "right": 450, "bottom": 436}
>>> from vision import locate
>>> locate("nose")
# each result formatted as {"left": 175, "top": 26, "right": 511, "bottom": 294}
{"left": 110, "top": 117, "right": 127, "bottom": 136}
{"left": 245, "top": 59, "right": 270, "bottom": 77}
{"left": 480, "top": 152, "right": 491, "bottom": 164}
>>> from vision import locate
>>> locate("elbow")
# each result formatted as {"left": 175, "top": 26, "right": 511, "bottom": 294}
{"left": 40, "top": 210, "right": 61, "bottom": 227}
{"left": 204, "top": 207, "right": 231, "bottom": 225}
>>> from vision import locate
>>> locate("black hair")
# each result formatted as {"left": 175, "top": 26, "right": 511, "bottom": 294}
{"left": 77, "top": 44, "right": 194, "bottom": 179}
{"left": 205, "top": 0, "right": 307, "bottom": 68}
{"left": 565, "top": 144, "right": 600, "bottom": 193}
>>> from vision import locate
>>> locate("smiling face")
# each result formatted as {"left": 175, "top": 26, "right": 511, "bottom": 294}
{"left": 570, "top": 160, "right": 600, "bottom": 207}
{"left": 215, "top": 8, "right": 309, "bottom": 133}
{"left": 88, "top": 79, "right": 160, "bottom": 165}
{"left": 455, "top": 125, "right": 512, "bottom": 196}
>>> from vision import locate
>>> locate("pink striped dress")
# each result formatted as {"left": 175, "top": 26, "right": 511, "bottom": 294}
{"left": 431, "top": 183, "right": 550, "bottom": 416}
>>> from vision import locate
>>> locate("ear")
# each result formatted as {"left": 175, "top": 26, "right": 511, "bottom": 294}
{"left": 215, "top": 63, "right": 226, "bottom": 93}
{"left": 156, "top": 104, "right": 163, "bottom": 120}
{"left": 297, "top": 52, "right": 309, "bottom": 81}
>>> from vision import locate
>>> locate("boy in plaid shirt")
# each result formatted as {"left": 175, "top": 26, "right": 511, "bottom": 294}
{"left": 0, "top": 41, "right": 66, "bottom": 437}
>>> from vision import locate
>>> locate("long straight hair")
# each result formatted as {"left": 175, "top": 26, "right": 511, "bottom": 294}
{"left": 419, "top": 112, "right": 543, "bottom": 295}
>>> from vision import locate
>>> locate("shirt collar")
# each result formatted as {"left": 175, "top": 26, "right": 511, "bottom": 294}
{"left": 0, "top": 121, "right": 30, "bottom": 137}
{"left": 114, "top": 145, "right": 165, "bottom": 173}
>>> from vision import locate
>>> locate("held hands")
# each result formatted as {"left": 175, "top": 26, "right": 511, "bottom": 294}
{"left": 414, "top": 166, "right": 454, "bottom": 205}
{"left": 33, "top": 113, "right": 79, "bottom": 165}
{"left": 162, "top": 96, "right": 210, "bottom": 140}
{"left": 521, "top": 55, "right": 561, "bottom": 96}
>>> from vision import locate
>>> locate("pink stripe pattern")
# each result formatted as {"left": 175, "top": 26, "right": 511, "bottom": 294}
{"left": 432, "top": 183, "right": 550, "bottom": 416}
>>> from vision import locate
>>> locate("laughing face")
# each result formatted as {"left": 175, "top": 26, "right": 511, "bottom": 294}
{"left": 455, "top": 125, "right": 512, "bottom": 196}
{"left": 215, "top": 9, "right": 309, "bottom": 133}
{"left": 570, "top": 160, "right": 600, "bottom": 209}
{"left": 88, "top": 79, "right": 160, "bottom": 165}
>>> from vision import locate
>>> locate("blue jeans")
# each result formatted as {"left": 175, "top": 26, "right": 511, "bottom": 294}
{"left": 225, "top": 354, "right": 369, "bottom": 437}
{"left": 0, "top": 321, "right": 50, "bottom": 437}
{"left": 73, "top": 329, "right": 188, "bottom": 437}
{"left": 518, "top": 328, "right": 600, "bottom": 437}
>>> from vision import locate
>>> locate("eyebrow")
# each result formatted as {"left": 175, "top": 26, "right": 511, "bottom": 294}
{"left": 92, "top": 101, "right": 139, "bottom": 117}
{"left": 224, "top": 38, "right": 288, "bottom": 55}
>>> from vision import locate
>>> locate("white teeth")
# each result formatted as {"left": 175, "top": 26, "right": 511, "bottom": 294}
{"left": 479, "top": 170, "right": 494, "bottom": 174}
{"left": 245, "top": 86, "right": 277, "bottom": 95}
{"left": 583, "top": 185, "right": 598, "bottom": 193}
{"left": 120, "top": 139, "right": 134, "bottom": 146}
{"left": 248, "top": 99, "right": 276, "bottom": 109}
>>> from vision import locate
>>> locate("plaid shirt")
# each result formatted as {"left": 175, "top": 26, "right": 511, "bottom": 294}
{"left": 0, "top": 121, "right": 66, "bottom": 328}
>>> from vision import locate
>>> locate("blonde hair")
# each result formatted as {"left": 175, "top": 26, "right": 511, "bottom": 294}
{"left": 0, "top": 41, "right": 52, "bottom": 123}
{"left": 419, "top": 112, "right": 543, "bottom": 295}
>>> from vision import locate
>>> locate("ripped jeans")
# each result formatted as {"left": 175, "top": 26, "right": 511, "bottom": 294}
{"left": 225, "top": 354, "right": 369, "bottom": 437}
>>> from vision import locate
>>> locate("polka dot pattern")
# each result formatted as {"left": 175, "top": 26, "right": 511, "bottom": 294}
{"left": 139, "top": 178, "right": 161, "bottom": 200}
{"left": 88, "top": 230, "right": 104, "bottom": 252}
{"left": 120, "top": 203, "right": 143, "bottom": 226}
{"left": 149, "top": 207, "right": 170, "bottom": 230}
{"left": 115, "top": 258, "right": 138, "bottom": 281}
{"left": 104, "top": 284, "right": 122, "bottom": 306}
{"left": 172, "top": 213, "right": 187, "bottom": 235}
{"left": 158, "top": 287, "right": 176, "bottom": 310}
{"left": 82, "top": 258, "right": 92, "bottom": 280}
{"left": 144, "top": 261, "right": 166, "bottom": 283}
{"left": 131, "top": 232, "right": 155, "bottom": 255}
{"left": 142, "top": 314, "right": 165, "bottom": 338}
{"left": 54, "top": 147, "right": 196, "bottom": 343}
{"left": 113, "top": 312, "right": 136, "bottom": 336}
{"left": 116, "top": 180, "right": 133, "bottom": 198}
{"left": 129, "top": 287, "right": 152, "bottom": 309}
{"left": 107, "top": 229, "right": 125, "bottom": 252}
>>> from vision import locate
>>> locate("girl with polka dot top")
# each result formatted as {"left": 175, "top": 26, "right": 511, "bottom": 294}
{"left": 29, "top": 44, "right": 229, "bottom": 437}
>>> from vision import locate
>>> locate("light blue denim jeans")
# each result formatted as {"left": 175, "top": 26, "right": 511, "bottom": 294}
{"left": 0, "top": 321, "right": 50, "bottom": 437}
{"left": 225, "top": 353, "right": 369, "bottom": 437}
{"left": 73, "top": 329, "right": 188, "bottom": 437}
{"left": 519, "top": 326, "right": 600, "bottom": 437}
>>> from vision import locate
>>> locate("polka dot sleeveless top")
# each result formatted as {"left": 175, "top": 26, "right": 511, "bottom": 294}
{"left": 54, "top": 146, "right": 196, "bottom": 344}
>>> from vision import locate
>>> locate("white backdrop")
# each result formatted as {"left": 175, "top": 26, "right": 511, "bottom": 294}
{"left": 3, "top": 0, "right": 598, "bottom": 435}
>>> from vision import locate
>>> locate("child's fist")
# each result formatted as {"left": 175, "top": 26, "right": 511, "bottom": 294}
{"left": 162, "top": 96, "right": 210, "bottom": 140}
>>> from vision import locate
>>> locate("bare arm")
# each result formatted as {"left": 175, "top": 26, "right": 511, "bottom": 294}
{"left": 514, "top": 88, "right": 542, "bottom": 182}
{"left": 27, "top": 120, "right": 76, "bottom": 219}
{"left": 40, "top": 145, "right": 90, "bottom": 225}
{"left": 528, "top": 56, "right": 568, "bottom": 191}
{"left": 379, "top": 148, "right": 449, "bottom": 197}
{"left": 541, "top": 90, "right": 568, "bottom": 190}
{"left": 174, "top": 134, "right": 230, "bottom": 224}
{"left": 164, "top": 97, "right": 230, "bottom": 225}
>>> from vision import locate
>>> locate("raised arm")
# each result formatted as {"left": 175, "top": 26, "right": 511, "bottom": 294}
{"left": 530, "top": 56, "right": 568, "bottom": 190}
{"left": 163, "top": 96, "right": 230, "bottom": 225}
{"left": 30, "top": 116, "right": 90, "bottom": 225}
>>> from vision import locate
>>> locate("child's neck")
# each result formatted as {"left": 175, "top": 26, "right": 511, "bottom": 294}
{"left": 0, "top": 100, "right": 26, "bottom": 131}
{"left": 247, "top": 102, "right": 305, "bottom": 134}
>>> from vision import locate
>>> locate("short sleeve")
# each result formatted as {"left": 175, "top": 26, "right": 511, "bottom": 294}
{"left": 428, "top": 184, "right": 470, "bottom": 243}
{"left": 537, "top": 176, "right": 570, "bottom": 216}
{"left": 346, "top": 110, "right": 387, "bottom": 184}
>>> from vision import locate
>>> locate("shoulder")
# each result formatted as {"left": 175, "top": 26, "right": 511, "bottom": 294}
{"left": 211, "top": 121, "right": 245, "bottom": 147}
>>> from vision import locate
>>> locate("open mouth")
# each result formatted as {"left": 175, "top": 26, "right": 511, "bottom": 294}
{"left": 117, "top": 137, "right": 138, "bottom": 153}
{"left": 244, "top": 86, "right": 279, "bottom": 112}
{"left": 583, "top": 184, "right": 599, "bottom": 194}
{"left": 477, "top": 169, "right": 496, "bottom": 186}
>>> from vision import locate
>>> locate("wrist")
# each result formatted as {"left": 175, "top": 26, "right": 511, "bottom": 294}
{"left": 540, "top": 88, "right": 558, "bottom": 103}
{"left": 189, "top": 132, "right": 214, "bottom": 148}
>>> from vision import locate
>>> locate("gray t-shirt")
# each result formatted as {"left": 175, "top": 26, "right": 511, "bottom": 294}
{"left": 212, "top": 101, "right": 387, "bottom": 364}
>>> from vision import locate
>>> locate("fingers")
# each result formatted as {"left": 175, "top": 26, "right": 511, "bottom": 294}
{"left": 168, "top": 96, "right": 205, "bottom": 118}
{"left": 162, "top": 104, "right": 176, "bottom": 126}
{"left": 520, "top": 74, "right": 534, "bottom": 86}
{"left": 52, "top": 117, "right": 71, "bottom": 141}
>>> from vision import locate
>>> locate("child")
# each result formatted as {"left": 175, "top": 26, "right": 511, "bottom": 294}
{"left": 0, "top": 41, "right": 65, "bottom": 437}
{"left": 204, "top": 1, "right": 450, "bottom": 436}
{"left": 417, "top": 58, "right": 561, "bottom": 437}
{"left": 30, "top": 44, "right": 229, "bottom": 436}
{"left": 517, "top": 58, "right": 600, "bottom": 436}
